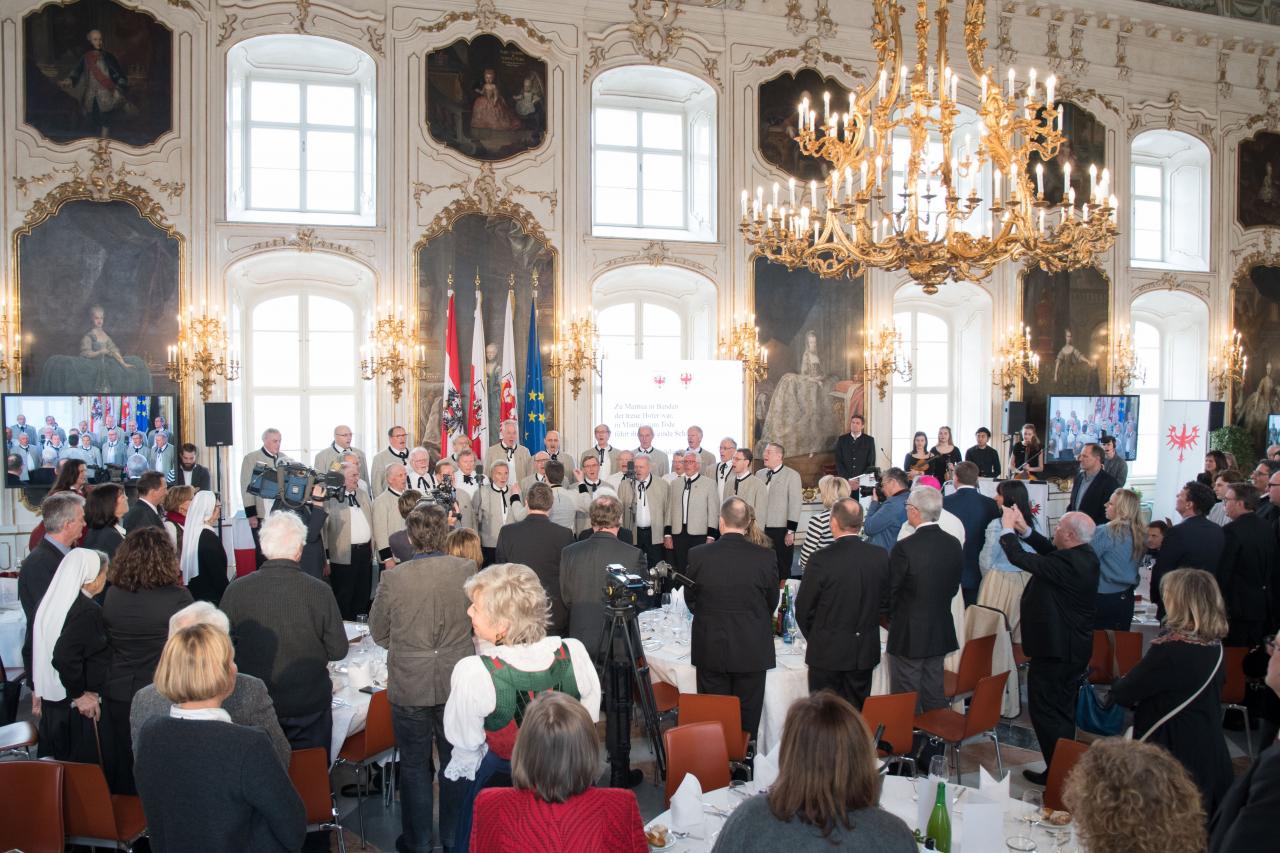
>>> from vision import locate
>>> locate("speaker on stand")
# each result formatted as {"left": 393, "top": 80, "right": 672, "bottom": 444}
{"left": 204, "top": 403, "right": 233, "bottom": 542}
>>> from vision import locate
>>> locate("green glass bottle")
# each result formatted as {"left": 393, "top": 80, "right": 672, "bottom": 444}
{"left": 925, "top": 781, "right": 951, "bottom": 853}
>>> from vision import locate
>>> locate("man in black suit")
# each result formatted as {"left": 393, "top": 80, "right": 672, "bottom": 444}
{"left": 886, "top": 486, "right": 963, "bottom": 712}
{"left": 1152, "top": 480, "right": 1225, "bottom": 619}
{"left": 121, "top": 471, "right": 168, "bottom": 533}
{"left": 794, "top": 498, "right": 888, "bottom": 709}
{"left": 944, "top": 461, "right": 1001, "bottom": 605}
{"left": 5, "top": 454, "right": 23, "bottom": 486}
{"left": 170, "top": 442, "right": 213, "bottom": 491}
{"left": 17, "top": 491, "right": 86, "bottom": 684}
{"left": 997, "top": 508, "right": 1099, "bottom": 784}
{"left": 834, "top": 413, "right": 877, "bottom": 480}
{"left": 1067, "top": 443, "right": 1120, "bottom": 526}
{"left": 495, "top": 482, "right": 575, "bottom": 634}
{"left": 1219, "top": 482, "right": 1278, "bottom": 647}
{"left": 560, "top": 495, "right": 648, "bottom": 787}
{"left": 686, "top": 496, "right": 779, "bottom": 742}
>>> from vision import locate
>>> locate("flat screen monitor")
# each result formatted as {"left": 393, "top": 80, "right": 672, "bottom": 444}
{"left": 2, "top": 394, "right": 179, "bottom": 488}
{"left": 1045, "top": 395, "right": 1140, "bottom": 462}
{"left": 1269, "top": 414, "right": 1280, "bottom": 449}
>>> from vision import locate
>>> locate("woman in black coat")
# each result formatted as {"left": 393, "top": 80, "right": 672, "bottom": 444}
{"left": 82, "top": 484, "right": 127, "bottom": 560}
{"left": 32, "top": 548, "right": 111, "bottom": 764}
{"left": 181, "top": 491, "right": 229, "bottom": 604}
{"left": 102, "top": 527, "right": 193, "bottom": 793}
{"left": 1112, "top": 568, "right": 1234, "bottom": 816}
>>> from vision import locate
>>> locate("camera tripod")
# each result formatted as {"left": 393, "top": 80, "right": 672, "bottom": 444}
{"left": 596, "top": 602, "right": 668, "bottom": 785}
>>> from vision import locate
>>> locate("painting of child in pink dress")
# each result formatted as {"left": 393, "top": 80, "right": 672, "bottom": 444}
{"left": 470, "top": 68, "right": 521, "bottom": 131}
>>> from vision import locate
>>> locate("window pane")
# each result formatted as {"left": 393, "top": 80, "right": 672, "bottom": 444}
{"left": 642, "top": 190, "right": 684, "bottom": 227}
{"left": 306, "top": 131, "right": 356, "bottom": 171}
{"left": 641, "top": 112, "right": 683, "bottom": 150}
{"left": 306, "top": 85, "right": 356, "bottom": 127}
{"left": 600, "top": 335, "right": 636, "bottom": 361}
{"left": 249, "top": 128, "right": 300, "bottom": 169}
{"left": 642, "top": 153, "right": 684, "bottom": 192}
{"left": 309, "top": 331, "right": 355, "bottom": 385}
{"left": 309, "top": 395, "right": 354, "bottom": 454}
{"left": 1133, "top": 164, "right": 1162, "bottom": 198}
{"left": 1133, "top": 199, "right": 1161, "bottom": 223}
{"left": 915, "top": 341, "right": 949, "bottom": 386}
{"left": 597, "top": 304, "right": 636, "bottom": 337}
{"left": 306, "top": 171, "right": 356, "bottom": 212}
{"left": 253, "top": 296, "right": 299, "bottom": 331}
{"left": 641, "top": 334, "right": 681, "bottom": 360}
{"left": 250, "top": 169, "right": 300, "bottom": 209}
{"left": 914, "top": 394, "right": 950, "bottom": 437}
{"left": 642, "top": 303, "right": 680, "bottom": 338}
{"left": 596, "top": 151, "right": 638, "bottom": 189}
{"left": 251, "top": 395, "right": 302, "bottom": 460}
{"left": 595, "top": 187, "right": 638, "bottom": 225}
{"left": 253, "top": 331, "right": 299, "bottom": 385}
{"left": 310, "top": 296, "right": 353, "bottom": 331}
{"left": 250, "top": 81, "right": 300, "bottom": 123}
{"left": 595, "top": 108, "right": 638, "bottom": 147}
{"left": 916, "top": 313, "right": 949, "bottom": 343}
{"left": 1133, "top": 229, "right": 1162, "bottom": 261}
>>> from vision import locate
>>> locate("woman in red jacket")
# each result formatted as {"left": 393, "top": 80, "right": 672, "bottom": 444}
{"left": 469, "top": 691, "right": 646, "bottom": 853}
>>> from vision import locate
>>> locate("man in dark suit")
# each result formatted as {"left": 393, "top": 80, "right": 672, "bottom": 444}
{"left": 963, "top": 427, "right": 1002, "bottom": 478}
{"left": 998, "top": 508, "right": 1099, "bottom": 783}
{"left": 170, "top": 443, "right": 213, "bottom": 491}
{"left": 886, "top": 486, "right": 963, "bottom": 713}
{"left": 560, "top": 495, "right": 648, "bottom": 787}
{"left": 1219, "top": 483, "right": 1278, "bottom": 647}
{"left": 495, "top": 482, "right": 575, "bottom": 634}
{"left": 944, "top": 461, "right": 1001, "bottom": 606}
{"left": 1067, "top": 443, "right": 1120, "bottom": 525}
{"left": 121, "top": 471, "right": 168, "bottom": 533}
{"left": 1152, "top": 480, "right": 1225, "bottom": 619}
{"left": 834, "top": 414, "right": 877, "bottom": 480}
{"left": 686, "top": 496, "right": 779, "bottom": 742}
{"left": 17, "top": 492, "right": 86, "bottom": 684}
{"left": 794, "top": 498, "right": 888, "bottom": 709}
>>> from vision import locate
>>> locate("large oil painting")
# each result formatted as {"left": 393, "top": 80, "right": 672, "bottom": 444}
{"left": 1028, "top": 101, "right": 1106, "bottom": 206}
{"left": 757, "top": 68, "right": 851, "bottom": 183}
{"left": 426, "top": 34, "right": 547, "bottom": 162}
{"left": 1021, "top": 265, "right": 1110, "bottom": 463}
{"left": 1238, "top": 131, "right": 1280, "bottom": 229}
{"left": 1232, "top": 264, "right": 1280, "bottom": 451}
{"left": 24, "top": 0, "right": 172, "bottom": 147}
{"left": 752, "top": 257, "right": 864, "bottom": 484}
{"left": 18, "top": 199, "right": 180, "bottom": 396}
{"left": 416, "top": 213, "right": 555, "bottom": 450}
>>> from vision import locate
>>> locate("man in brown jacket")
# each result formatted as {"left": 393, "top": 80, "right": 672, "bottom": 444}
{"left": 370, "top": 502, "right": 475, "bottom": 853}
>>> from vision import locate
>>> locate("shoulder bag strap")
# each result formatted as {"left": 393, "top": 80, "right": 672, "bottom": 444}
{"left": 1138, "top": 643, "right": 1223, "bottom": 744}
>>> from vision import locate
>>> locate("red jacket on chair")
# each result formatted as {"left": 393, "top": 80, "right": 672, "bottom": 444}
{"left": 469, "top": 786, "right": 647, "bottom": 853}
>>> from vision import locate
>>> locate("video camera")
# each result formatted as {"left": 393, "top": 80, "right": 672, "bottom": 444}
{"left": 417, "top": 472, "right": 458, "bottom": 513}
{"left": 602, "top": 562, "right": 660, "bottom": 610}
{"left": 247, "top": 461, "right": 344, "bottom": 508}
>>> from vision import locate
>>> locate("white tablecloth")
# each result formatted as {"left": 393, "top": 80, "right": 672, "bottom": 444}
{"left": 0, "top": 602, "right": 25, "bottom": 676}
{"left": 645, "top": 776, "right": 1078, "bottom": 852}
{"left": 328, "top": 622, "right": 390, "bottom": 765}
{"left": 639, "top": 609, "right": 890, "bottom": 753}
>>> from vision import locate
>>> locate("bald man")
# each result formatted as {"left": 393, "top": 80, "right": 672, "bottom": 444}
{"left": 314, "top": 424, "right": 368, "bottom": 482}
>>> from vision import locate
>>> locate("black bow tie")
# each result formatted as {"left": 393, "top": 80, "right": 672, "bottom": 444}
{"left": 464, "top": 475, "right": 474, "bottom": 485}
{"left": 766, "top": 469, "right": 775, "bottom": 484}
{"left": 416, "top": 476, "right": 431, "bottom": 489}
{"left": 344, "top": 492, "right": 358, "bottom": 506}
{"left": 549, "top": 452, "right": 558, "bottom": 460}
{"left": 684, "top": 477, "right": 695, "bottom": 491}
{"left": 391, "top": 448, "right": 408, "bottom": 460}
{"left": 502, "top": 446, "right": 516, "bottom": 458}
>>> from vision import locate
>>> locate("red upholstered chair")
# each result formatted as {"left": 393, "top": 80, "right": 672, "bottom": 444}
{"left": 1043, "top": 739, "right": 1090, "bottom": 811}
{"left": 334, "top": 689, "right": 396, "bottom": 846}
{"left": 288, "top": 747, "right": 347, "bottom": 853}
{"left": 0, "top": 760, "right": 65, "bottom": 853}
{"left": 59, "top": 760, "right": 148, "bottom": 852}
{"left": 663, "top": 721, "right": 731, "bottom": 806}
{"left": 861, "top": 691, "right": 919, "bottom": 776}
{"left": 677, "top": 693, "right": 751, "bottom": 762}
{"left": 1112, "top": 631, "right": 1143, "bottom": 679}
{"left": 914, "top": 672, "right": 1010, "bottom": 782}
{"left": 1221, "top": 646, "right": 1253, "bottom": 757}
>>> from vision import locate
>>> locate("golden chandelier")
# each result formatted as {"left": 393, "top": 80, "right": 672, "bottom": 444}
{"left": 740, "top": 0, "right": 1118, "bottom": 293}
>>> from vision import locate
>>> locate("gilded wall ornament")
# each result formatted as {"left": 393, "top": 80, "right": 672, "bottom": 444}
{"left": 419, "top": 0, "right": 552, "bottom": 47}
{"left": 245, "top": 228, "right": 358, "bottom": 257}
{"left": 412, "top": 163, "right": 555, "bottom": 245}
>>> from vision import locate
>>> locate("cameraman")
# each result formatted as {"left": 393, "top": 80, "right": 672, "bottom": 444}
{"left": 559, "top": 495, "right": 648, "bottom": 787}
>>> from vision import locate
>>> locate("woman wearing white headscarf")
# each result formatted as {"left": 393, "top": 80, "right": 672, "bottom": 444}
{"left": 181, "top": 491, "right": 227, "bottom": 605}
{"left": 33, "top": 548, "right": 110, "bottom": 762}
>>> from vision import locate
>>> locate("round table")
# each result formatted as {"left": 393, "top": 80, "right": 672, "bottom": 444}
{"left": 327, "top": 622, "right": 391, "bottom": 765}
{"left": 644, "top": 775, "right": 1079, "bottom": 852}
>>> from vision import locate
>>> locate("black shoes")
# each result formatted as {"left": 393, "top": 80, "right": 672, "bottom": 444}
{"left": 610, "top": 768, "right": 645, "bottom": 788}
{"left": 1022, "top": 768, "right": 1048, "bottom": 786}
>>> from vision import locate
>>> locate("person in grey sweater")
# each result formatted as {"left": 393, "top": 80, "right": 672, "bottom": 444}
{"left": 710, "top": 692, "right": 916, "bottom": 853}
{"left": 131, "top": 601, "right": 290, "bottom": 768}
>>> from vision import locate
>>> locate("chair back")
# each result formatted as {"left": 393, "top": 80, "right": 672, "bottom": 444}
{"left": 663, "top": 721, "right": 731, "bottom": 806}
{"left": 363, "top": 689, "right": 396, "bottom": 758}
{"left": 1087, "top": 631, "right": 1113, "bottom": 683}
{"left": 861, "top": 692, "right": 918, "bottom": 757}
{"left": 60, "top": 761, "right": 119, "bottom": 841}
{"left": 1112, "top": 632, "right": 1143, "bottom": 679}
{"left": 677, "top": 693, "right": 748, "bottom": 760}
{"left": 961, "top": 672, "right": 1009, "bottom": 740}
{"left": 953, "top": 633, "right": 996, "bottom": 696}
{"left": 1222, "top": 646, "right": 1248, "bottom": 705}
{"left": 289, "top": 747, "right": 337, "bottom": 825}
{"left": 0, "top": 760, "right": 65, "bottom": 853}
{"left": 1044, "top": 739, "right": 1090, "bottom": 811}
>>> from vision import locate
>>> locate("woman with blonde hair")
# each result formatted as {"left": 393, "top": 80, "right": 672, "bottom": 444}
{"left": 471, "top": 692, "right": 647, "bottom": 852}
{"left": 444, "top": 562, "right": 601, "bottom": 851}
{"left": 134, "top": 623, "right": 305, "bottom": 852}
{"left": 1091, "top": 488, "right": 1146, "bottom": 629}
{"left": 1112, "top": 568, "right": 1233, "bottom": 814}
{"left": 162, "top": 484, "right": 197, "bottom": 550}
{"left": 444, "top": 525, "right": 484, "bottom": 569}
{"left": 712, "top": 691, "right": 915, "bottom": 851}
{"left": 797, "top": 475, "right": 852, "bottom": 571}
{"left": 1062, "top": 738, "right": 1206, "bottom": 853}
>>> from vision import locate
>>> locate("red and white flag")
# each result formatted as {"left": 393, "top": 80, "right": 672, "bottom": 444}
{"left": 499, "top": 290, "right": 517, "bottom": 426}
{"left": 441, "top": 291, "right": 466, "bottom": 452}
{"left": 468, "top": 293, "right": 488, "bottom": 458}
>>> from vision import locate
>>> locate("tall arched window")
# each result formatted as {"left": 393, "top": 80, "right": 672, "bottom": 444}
{"left": 892, "top": 310, "right": 951, "bottom": 464}
{"left": 246, "top": 292, "right": 358, "bottom": 461}
{"left": 1129, "top": 131, "right": 1211, "bottom": 271}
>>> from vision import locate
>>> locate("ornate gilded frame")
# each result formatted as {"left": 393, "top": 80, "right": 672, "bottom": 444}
{"left": 1228, "top": 246, "right": 1280, "bottom": 422}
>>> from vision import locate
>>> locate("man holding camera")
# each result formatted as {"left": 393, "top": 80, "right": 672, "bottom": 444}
{"left": 560, "top": 494, "right": 648, "bottom": 787}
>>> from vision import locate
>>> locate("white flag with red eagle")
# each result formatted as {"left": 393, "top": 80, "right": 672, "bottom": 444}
{"left": 468, "top": 292, "right": 488, "bottom": 458}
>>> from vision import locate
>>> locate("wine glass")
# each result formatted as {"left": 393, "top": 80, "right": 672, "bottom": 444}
{"left": 1022, "top": 789, "right": 1044, "bottom": 826}
{"left": 928, "top": 754, "right": 948, "bottom": 783}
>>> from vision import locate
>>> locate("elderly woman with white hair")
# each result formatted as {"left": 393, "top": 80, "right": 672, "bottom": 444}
{"left": 444, "top": 562, "right": 601, "bottom": 851}
{"left": 130, "top": 601, "right": 290, "bottom": 767}
{"left": 181, "top": 491, "right": 228, "bottom": 604}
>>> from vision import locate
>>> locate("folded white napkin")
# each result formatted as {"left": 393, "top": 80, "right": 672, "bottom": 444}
{"left": 347, "top": 658, "right": 373, "bottom": 690}
{"left": 671, "top": 587, "right": 686, "bottom": 614}
{"left": 978, "top": 765, "right": 1009, "bottom": 798}
{"left": 669, "top": 773, "right": 706, "bottom": 837}
{"left": 753, "top": 747, "right": 779, "bottom": 790}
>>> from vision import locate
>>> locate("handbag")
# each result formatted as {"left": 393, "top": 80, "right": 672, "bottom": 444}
{"left": 1075, "top": 630, "right": 1125, "bottom": 736}
{"left": 1133, "top": 643, "right": 1223, "bottom": 743}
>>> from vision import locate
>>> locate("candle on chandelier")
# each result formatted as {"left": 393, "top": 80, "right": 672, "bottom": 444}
{"left": 1063, "top": 162, "right": 1072, "bottom": 202}
{"left": 860, "top": 160, "right": 868, "bottom": 191}
{"left": 1028, "top": 68, "right": 1037, "bottom": 104}
{"left": 980, "top": 74, "right": 988, "bottom": 102}
{"left": 845, "top": 166, "right": 854, "bottom": 199}
{"left": 1007, "top": 68, "right": 1015, "bottom": 99}
{"left": 848, "top": 91, "right": 856, "bottom": 118}
{"left": 1088, "top": 164, "right": 1098, "bottom": 202}
{"left": 824, "top": 91, "right": 830, "bottom": 121}
{"left": 810, "top": 180, "right": 818, "bottom": 210}
{"left": 1035, "top": 163, "right": 1044, "bottom": 198}
{"left": 950, "top": 69, "right": 958, "bottom": 102}
{"left": 901, "top": 65, "right": 908, "bottom": 97}
{"left": 741, "top": 190, "right": 748, "bottom": 218}
{"left": 879, "top": 69, "right": 888, "bottom": 100}
{"left": 772, "top": 182, "right": 780, "bottom": 209}
{"left": 927, "top": 67, "right": 935, "bottom": 97}
{"left": 994, "top": 168, "right": 1002, "bottom": 200}
{"left": 875, "top": 154, "right": 884, "bottom": 184}
{"left": 789, "top": 177, "right": 797, "bottom": 207}
{"left": 1109, "top": 194, "right": 1118, "bottom": 220}
{"left": 813, "top": 221, "right": 820, "bottom": 244}
{"left": 1046, "top": 74, "right": 1056, "bottom": 110}
{"left": 1099, "top": 168, "right": 1111, "bottom": 199}
{"left": 1038, "top": 208, "right": 1045, "bottom": 235}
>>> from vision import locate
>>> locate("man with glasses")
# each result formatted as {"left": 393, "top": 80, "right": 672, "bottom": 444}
{"left": 314, "top": 424, "right": 368, "bottom": 482}
{"left": 1219, "top": 482, "right": 1278, "bottom": 648}
{"left": 371, "top": 425, "right": 411, "bottom": 496}
{"left": 1262, "top": 468, "right": 1280, "bottom": 526}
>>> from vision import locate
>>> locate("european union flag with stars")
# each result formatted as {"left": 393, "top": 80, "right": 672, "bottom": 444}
{"left": 522, "top": 300, "right": 547, "bottom": 453}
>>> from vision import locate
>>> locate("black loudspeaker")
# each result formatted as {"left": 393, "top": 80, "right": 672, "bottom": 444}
{"left": 1003, "top": 401, "right": 1028, "bottom": 435}
{"left": 1208, "top": 401, "right": 1225, "bottom": 432}
{"left": 204, "top": 403, "right": 233, "bottom": 447}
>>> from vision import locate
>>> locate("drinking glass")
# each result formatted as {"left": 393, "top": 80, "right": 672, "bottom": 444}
{"left": 1005, "top": 836, "right": 1037, "bottom": 851}
{"left": 1022, "top": 789, "right": 1044, "bottom": 825}
{"left": 355, "top": 613, "right": 370, "bottom": 649}
{"left": 928, "top": 754, "right": 948, "bottom": 783}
